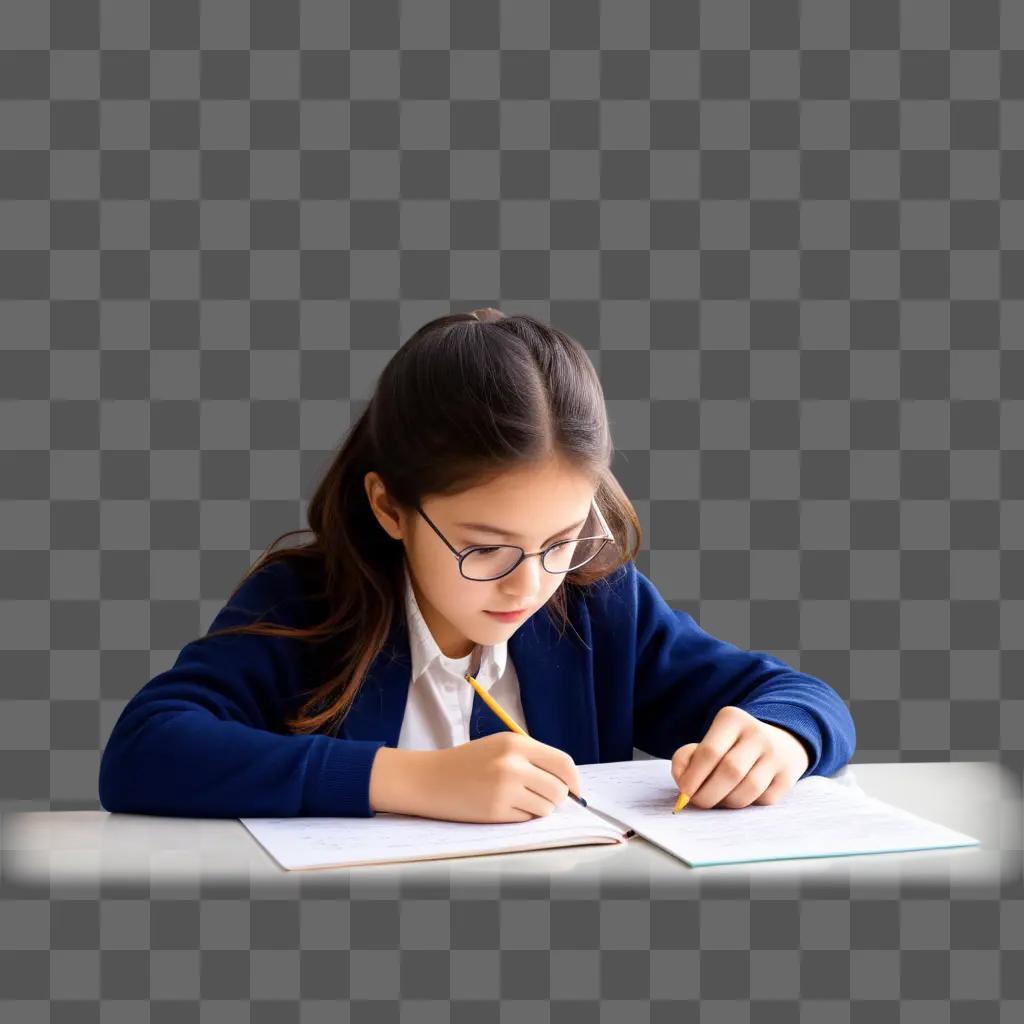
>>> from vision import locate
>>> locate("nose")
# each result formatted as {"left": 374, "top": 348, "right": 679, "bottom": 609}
{"left": 500, "top": 552, "right": 544, "bottom": 598}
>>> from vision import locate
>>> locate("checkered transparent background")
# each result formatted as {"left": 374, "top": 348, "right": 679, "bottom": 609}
{"left": 1, "top": 0, "right": 1022, "bottom": 1019}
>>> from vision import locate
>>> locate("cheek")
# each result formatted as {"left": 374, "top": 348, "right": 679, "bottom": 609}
{"left": 441, "top": 578, "right": 486, "bottom": 615}
{"left": 409, "top": 537, "right": 454, "bottom": 579}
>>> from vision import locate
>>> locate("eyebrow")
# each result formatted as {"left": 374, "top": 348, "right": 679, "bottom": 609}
{"left": 456, "top": 516, "right": 589, "bottom": 546}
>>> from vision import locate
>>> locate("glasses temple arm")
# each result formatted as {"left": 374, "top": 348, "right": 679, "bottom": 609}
{"left": 591, "top": 498, "right": 614, "bottom": 540}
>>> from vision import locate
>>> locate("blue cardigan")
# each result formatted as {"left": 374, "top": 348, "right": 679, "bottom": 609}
{"left": 98, "top": 557, "right": 856, "bottom": 819}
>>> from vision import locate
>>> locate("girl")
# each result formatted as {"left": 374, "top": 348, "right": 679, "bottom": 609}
{"left": 98, "top": 309, "right": 856, "bottom": 823}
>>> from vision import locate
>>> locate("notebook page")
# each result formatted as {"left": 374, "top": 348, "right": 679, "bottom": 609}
{"left": 577, "top": 759, "right": 981, "bottom": 868}
{"left": 240, "top": 795, "right": 629, "bottom": 871}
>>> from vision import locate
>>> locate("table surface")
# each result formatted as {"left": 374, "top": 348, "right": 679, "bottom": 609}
{"left": 2, "top": 761, "right": 1020, "bottom": 897}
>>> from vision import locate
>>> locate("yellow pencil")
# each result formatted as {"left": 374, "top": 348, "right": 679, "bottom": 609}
{"left": 464, "top": 671, "right": 588, "bottom": 808}
{"left": 673, "top": 790, "right": 690, "bottom": 814}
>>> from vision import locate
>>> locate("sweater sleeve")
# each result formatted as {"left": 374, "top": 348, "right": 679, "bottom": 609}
{"left": 98, "top": 560, "right": 388, "bottom": 818}
{"left": 626, "top": 562, "right": 857, "bottom": 779}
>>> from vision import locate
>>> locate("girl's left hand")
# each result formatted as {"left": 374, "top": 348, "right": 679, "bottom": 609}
{"left": 671, "top": 705, "right": 812, "bottom": 810}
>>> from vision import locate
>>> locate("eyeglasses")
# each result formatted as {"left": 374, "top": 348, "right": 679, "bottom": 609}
{"left": 416, "top": 498, "right": 616, "bottom": 582}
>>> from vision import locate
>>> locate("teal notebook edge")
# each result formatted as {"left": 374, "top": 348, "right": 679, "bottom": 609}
{"left": 684, "top": 838, "right": 982, "bottom": 869}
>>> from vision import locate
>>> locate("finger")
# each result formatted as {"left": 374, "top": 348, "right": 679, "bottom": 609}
{"left": 671, "top": 743, "right": 698, "bottom": 786}
{"left": 686, "top": 735, "right": 763, "bottom": 809}
{"left": 515, "top": 781, "right": 559, "bottom": 817}
{"left": 719, "top": 753, "right": 777, "bottom": 809}
{"left": 526, "top": 765, "right": 570, "bottom": 808}
{"left": 753, "top": 770, "right": 793, "bottom": 807}
{"left": 677, "top": 712, "right": 745, "bottom": 802}
{"left": 529, "top": 742, "right": 581, "bottom": 795}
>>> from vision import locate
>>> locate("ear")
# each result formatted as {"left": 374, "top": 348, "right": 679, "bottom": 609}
{"left": 363, "top": 471, "right": 405, "bottom": 541}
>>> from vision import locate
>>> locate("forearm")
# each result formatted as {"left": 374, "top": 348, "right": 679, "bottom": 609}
{"left": 99, "top": 707, "right": 363, "bottom": 818}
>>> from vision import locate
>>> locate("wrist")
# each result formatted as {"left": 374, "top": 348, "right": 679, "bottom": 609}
{"left": 768, "top": 723, "right": 812, "bottom": 775}
{"left": 790, "top": 731, "right": 813, "bottom": 773}
{"left": 368, "top": 746, "right": 435, "bottom": 815}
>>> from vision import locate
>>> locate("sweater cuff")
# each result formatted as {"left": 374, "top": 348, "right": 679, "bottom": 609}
{"left": 303, "top": 735, "right": 389, "bottom": 817}
{"left": 738, "top": 701, "right": 821, "bottom": 780}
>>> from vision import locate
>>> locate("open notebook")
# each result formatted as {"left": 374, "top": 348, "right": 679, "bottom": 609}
{"left": 239, "top": 758, "right": 981, "bottom": 871}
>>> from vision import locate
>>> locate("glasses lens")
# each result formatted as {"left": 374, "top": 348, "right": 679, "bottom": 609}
{"left": 461, "top": 546, "right": 524, "bottom": 581}
{"left": 542, "top": 536, "right": 608, "bottom": 573}
{"left": 460, "top": 536, "right": 611, "bottom": 580}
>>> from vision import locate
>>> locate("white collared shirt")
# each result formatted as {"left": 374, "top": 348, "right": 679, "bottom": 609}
{"left": 397, "top": 563, "right": 528, "bottom": 750}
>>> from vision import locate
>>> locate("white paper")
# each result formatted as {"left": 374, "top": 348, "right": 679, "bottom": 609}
{"left": 241, "top": 758, "right": 980, "bottom": 871}
{"left": 576, "top": 759, "right": 981, "bottom": 868}
{"left": 240, "top": 794, "right": 628, "bottom": 871}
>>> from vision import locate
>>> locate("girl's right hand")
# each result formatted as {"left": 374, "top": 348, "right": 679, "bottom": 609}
{"left": 416, "top": 732, "right": 583, "bottom": 824}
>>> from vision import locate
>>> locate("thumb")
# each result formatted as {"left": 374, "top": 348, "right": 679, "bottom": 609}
{"left": 671, "top": 743, "right": 698, "bottom": 789}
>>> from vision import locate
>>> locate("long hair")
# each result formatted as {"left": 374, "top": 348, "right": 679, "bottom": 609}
{"left": 200, "top": 310, "right": 643, "bottom": 736}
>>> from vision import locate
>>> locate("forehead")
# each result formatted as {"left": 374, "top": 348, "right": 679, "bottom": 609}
{"left": 426, "top": 463, "right": 598, "bottom": 534}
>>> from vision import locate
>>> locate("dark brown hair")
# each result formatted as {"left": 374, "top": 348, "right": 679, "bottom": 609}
{"left": 201, "top": 310, "right": 642, "bottom": 736}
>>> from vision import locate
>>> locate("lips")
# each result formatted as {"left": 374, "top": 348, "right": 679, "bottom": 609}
{"left": 485, "top": 607, "right": 529, "bottom": 621}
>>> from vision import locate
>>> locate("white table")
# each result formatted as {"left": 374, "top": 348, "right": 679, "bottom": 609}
{"left": 2, "top": 762, "right": 1019, "bottom": 897}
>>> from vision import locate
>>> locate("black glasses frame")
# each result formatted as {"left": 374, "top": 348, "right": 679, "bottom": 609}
{"left": 416, "top": 498, "right": 616, "bottom": 582}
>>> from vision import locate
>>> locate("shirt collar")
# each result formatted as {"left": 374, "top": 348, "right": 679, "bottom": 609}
{"left": 402, "top": 562, "right": 508, "bottom": 690}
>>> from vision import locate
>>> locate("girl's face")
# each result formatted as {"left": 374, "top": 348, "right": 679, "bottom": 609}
{"left": 365, "top": 457, "right": 598, "bottom": 660}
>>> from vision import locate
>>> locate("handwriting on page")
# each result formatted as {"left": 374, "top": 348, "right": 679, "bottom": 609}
{"left": 577, "top": 759, "right": 980, "bottom": 868}
{"left": 240, "top": 792, "right": 626, "bottom": 870}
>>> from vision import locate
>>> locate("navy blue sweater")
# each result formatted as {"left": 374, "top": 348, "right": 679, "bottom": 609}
{"left": 98, "top": 558, "right": 857, "bottom": 818}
